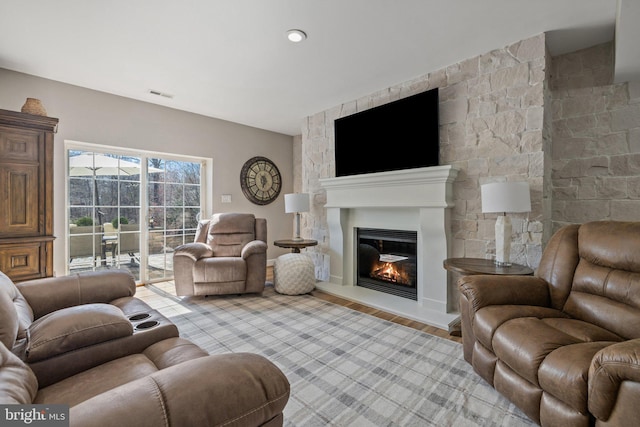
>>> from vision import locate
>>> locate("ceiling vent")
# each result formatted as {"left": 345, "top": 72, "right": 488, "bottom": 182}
{"left": 148, "top": 90, "right": 174, "bottom": 99}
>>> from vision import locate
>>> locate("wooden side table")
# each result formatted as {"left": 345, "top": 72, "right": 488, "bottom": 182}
{"left": 444, "top": 257, "right": 534, "bottom": 336}
{"left": 444, "top": 258, "right": 533, "bottom": 277}
{"left": 273, "top": 239, "right": 318, "bottom": 253}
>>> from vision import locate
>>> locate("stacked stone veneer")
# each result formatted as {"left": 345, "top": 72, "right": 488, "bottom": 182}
{"left": 551, "top": 42, "right": 640, "bottom": 231}
{"left": 300, "top": 34, "right": 549, "bottom": 281}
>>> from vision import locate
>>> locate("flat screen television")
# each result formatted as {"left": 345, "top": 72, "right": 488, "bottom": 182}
{"left": 334, "top": 88, "right": 439, "bottom": 177}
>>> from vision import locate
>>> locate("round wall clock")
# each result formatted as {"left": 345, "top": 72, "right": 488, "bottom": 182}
{"left": 240, "top": 156, "right": 282, "bottom": 205}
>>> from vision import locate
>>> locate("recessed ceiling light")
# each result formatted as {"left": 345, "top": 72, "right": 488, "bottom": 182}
{"left": 286, "top": 29, "right": 307, "bottom": 43}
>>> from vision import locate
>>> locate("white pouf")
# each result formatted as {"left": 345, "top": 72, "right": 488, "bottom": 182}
{"left": 273, "top": 253, "right": 315, "bottom": 295}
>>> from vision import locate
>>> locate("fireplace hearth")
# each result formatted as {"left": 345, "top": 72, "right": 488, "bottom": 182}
{"left": 357, "top": 228, "right": 417, "bottom": 300}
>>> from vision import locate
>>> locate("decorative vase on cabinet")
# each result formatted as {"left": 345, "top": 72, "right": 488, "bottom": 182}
{"left": 0, "top": 108, "right": 58, "bottom": 281}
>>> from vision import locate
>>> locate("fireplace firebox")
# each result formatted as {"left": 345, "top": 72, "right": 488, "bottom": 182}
{"left": 356, "top": 228, "right": 417, "bottom": 300}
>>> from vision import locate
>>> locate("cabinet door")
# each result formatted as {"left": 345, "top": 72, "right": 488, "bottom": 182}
{"left": 0, "top": 241, "right": 43, "bottom": 281}
{"left": 0, "top": 163, "right": 40, "bottom": 235}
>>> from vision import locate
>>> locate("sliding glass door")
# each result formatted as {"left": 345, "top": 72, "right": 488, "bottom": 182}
{"left": 67, "top": 145, "right": 205, "bottom": 283}
{"left": 147, "top": 158, "right": 201, "bottom": 281}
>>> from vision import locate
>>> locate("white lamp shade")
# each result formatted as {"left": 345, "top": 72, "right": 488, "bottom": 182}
{"left": 481, "top": 182, "right": 531, "bottom": 213}
{"left": 284, "top": 193, "right": 310, "bottom": 213}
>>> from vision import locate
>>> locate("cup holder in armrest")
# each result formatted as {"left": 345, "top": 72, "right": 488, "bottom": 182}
{"left": 135, "top": 320, "right": 160, "bottom": 330}
{"left": 128, "top": 313, "right": 151, "bottom": 322}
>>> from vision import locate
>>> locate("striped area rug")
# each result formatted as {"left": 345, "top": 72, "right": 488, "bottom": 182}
{"left": 137, "top": 283, "right": 534, "bottom": 427}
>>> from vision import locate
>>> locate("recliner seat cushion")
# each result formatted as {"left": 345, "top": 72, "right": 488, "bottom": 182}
{"left": 472, "top": 305, "right": 567, "bottom": 351}
{"left": 33, "top": 337, "right": 208, "bottom": 407}
{"left": 492, "top": 316, "right": 624, "bottom": 415}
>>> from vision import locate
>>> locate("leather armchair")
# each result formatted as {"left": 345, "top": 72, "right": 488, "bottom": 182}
{"left": 173, "top": 213, "right": 268, "bottom": 296}
{"left": 459, "top": 221, "right": 640, "bottom": 426}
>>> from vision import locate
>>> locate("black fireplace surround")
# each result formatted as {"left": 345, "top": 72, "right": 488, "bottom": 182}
{"left": 356, "top": 228, "right": 417, "bottom": 300}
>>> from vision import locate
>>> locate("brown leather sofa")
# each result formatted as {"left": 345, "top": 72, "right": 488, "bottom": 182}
{"left": 0, "top": 269, "right": 290, "bottom": 426}
{"left": 458, "top": 221, "right": 640, "bottom": 426}
{"left": 173, "top": 213, "right": 268, "bottom": 296}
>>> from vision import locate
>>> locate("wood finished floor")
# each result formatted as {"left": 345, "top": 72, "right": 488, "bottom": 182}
{"left": 267, "top": 267, "right": 462, "bottom": 344}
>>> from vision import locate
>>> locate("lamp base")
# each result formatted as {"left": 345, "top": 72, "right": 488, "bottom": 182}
{"left": 495, "top": 215, "right": 512, "bottom": 266}
{"left": 292, "top": 212, "right": 303, "bottom": 241}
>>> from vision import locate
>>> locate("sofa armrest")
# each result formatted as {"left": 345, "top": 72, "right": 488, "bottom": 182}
{"left": 26, "top": 304, "right": 132, "bottom": 363}
{"left": 70, "top": 353, "right": 290, "bottom": 427}
{"left": 589, "top": 339, "right": 640, "bottom": 421}
{"left": 241, "top": 240, "right": 268, "bottom": 259}
{"left": 16, "top": 271, "right": 136, "bottom": 319}
{"left": 458, "top": 274, "right": 551, "bottom": 314}
{"left": 173, "top": 242, "right": 213, "bottom": 261}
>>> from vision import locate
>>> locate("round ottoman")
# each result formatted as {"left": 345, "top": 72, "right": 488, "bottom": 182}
{"left": 273, "top": 253, "right": 315, "bottom": 295}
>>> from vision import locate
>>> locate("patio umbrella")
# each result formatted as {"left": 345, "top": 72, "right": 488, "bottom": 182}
{"left": 69, "top": 153, "right": 162, "bottom": 223}
{"left": 69, "top": 153, "right": 162, "bottom": 176}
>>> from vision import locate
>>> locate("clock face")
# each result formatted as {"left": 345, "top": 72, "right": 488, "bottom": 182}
{"left": 240, "top": 156, "right": 282, "bottom": 205}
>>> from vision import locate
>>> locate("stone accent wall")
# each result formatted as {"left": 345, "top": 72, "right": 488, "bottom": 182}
{"left": 550, "top": 42, "right": 640, "bottom": 231}
{"left": 292, "top": 134, "right": 302, "bottom": 193}
{"left": 302, "top": 34, "right": 548, "bottom": 280}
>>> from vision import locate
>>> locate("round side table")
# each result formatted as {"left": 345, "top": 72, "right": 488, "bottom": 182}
{"left": 273, "top": 239, "right": 318, "bottom": 253}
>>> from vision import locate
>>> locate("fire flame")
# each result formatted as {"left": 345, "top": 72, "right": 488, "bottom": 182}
{"left": 371, "top": 262, "right": 412, "bottom": 286}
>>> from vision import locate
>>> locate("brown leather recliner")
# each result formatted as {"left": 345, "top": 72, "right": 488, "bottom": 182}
{"left": 459, "top": 221, "right": 640, "bottom": 426}
{"left": 173, "top": 213, "right": 268, "bottom": 296}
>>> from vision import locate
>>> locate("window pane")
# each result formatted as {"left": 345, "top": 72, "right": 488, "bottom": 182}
{"left": 184, "top": 208, "right": 200, "bottom": 229}
{"left": 184, "top": 185, "right": 200, "bottom": 207}
{"left": 69, "top": 178, "right": 94, "bottom": 206}
{"left": 149, "top": 208, "right": 165, "bottom": 229}
{"left": 166, "top": 184, "right": 183, "bottom": 206}
{"left": 119, "top": 208, "right": 140, "bottom": 225}
{"left": 119, "top": 181, "right": 140, "bottom": 206}
{"left": 184, "top": 162, "right": 201, "bottom": 184}
{"left": 166, "top": 207, "right": 183, "bottom": 230}
{"left": 96, "top": 180, "right": 118, "bottom": 206}
{"left": 148, "top": 183, "right": 164, "bottom": 206}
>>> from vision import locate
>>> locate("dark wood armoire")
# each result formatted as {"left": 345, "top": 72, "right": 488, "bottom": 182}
{"left": 0, "top": 108, "right": 59, "bottom": 281}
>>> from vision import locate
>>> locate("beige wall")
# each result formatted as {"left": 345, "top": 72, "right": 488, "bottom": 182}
{"left": 550, "top": 42, "right": 640, "bottom": 231}
{"left": 0, "top": 68, "right": 295, "bottom": 277}
{"left": 302, "top": 34, "right": 548, "bottom": 279}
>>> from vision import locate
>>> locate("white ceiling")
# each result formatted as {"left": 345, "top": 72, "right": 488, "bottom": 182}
{"left": 0, "top": 0, "right": 630, "bottom": 136}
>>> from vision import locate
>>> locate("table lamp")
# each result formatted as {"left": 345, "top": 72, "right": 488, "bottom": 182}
{"left": 481, "top": 181, "right": 531, "bottom": 266}
{"left": 285, "top": 193, "right": 310, "bottom": 241}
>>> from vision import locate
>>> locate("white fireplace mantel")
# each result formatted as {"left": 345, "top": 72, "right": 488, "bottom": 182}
{"left": 317, "top": 165, "right": 459, "bottom": 329}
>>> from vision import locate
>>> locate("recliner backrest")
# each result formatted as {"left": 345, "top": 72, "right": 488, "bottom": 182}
{"left": 539, "top": 221, "right": 640, "bottom": 340}
{"left": 207, "top": 213, "right": 257, "bottom": 257}
{"left": 566, "top": 221, "right": 640, "bottom": 339}
{"left": 536, "top": 224, "right": 580, "bottom": 310}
